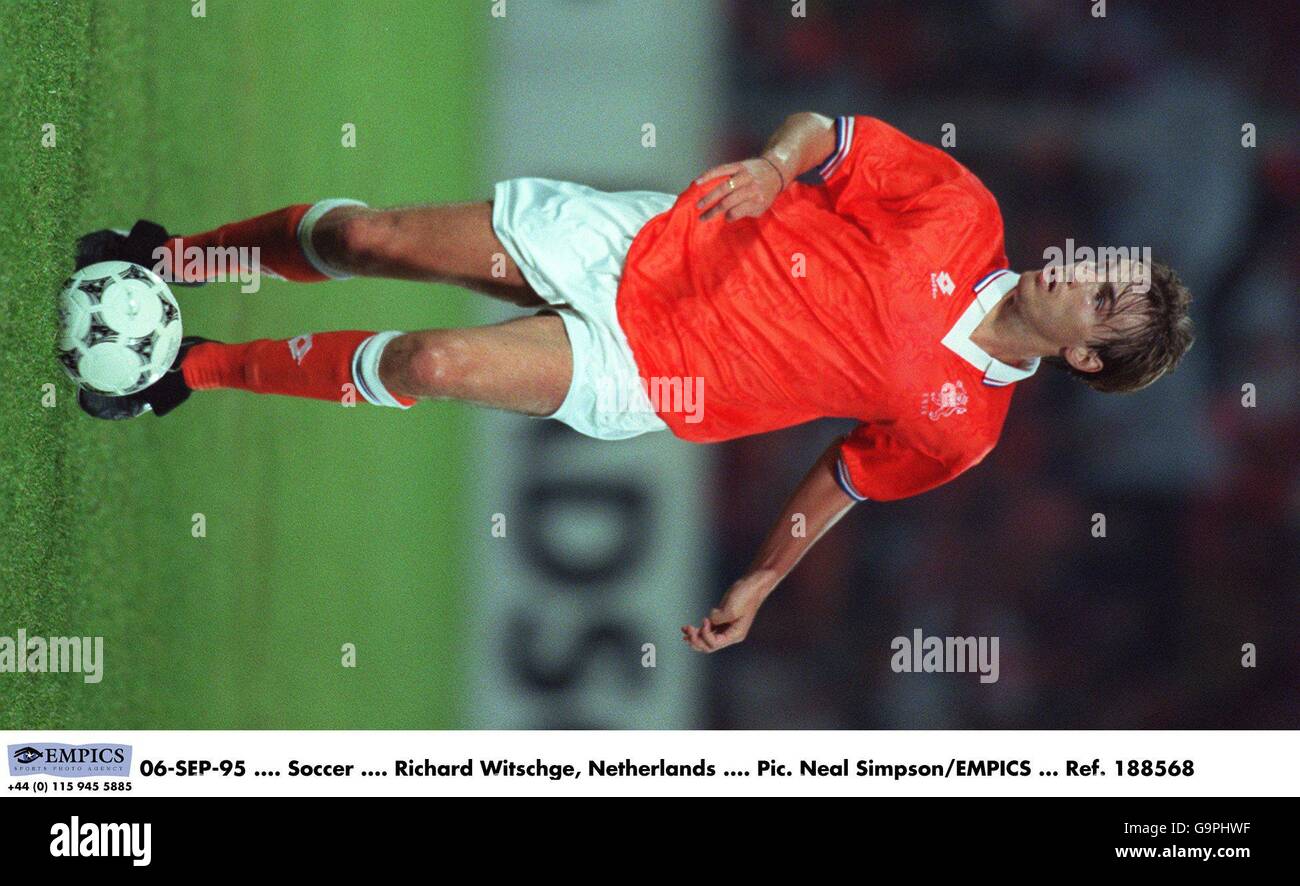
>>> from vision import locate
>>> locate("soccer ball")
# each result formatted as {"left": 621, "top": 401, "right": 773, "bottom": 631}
{"left": 57, "top": 260, "right": 182, "bottom": 396}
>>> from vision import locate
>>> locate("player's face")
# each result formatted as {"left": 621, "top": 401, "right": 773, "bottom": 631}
{"left": 1017, "top": 258, "right": 1149, "bottom": 366}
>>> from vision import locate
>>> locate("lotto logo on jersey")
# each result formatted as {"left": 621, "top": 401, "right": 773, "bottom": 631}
{"left": 930, "top": 271, "right": 955, "bottom": 298}
{"left": 921, "top": 380, "right": 968, "bottom": 420}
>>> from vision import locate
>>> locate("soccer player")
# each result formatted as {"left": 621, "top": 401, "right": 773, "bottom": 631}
{"left": 74, "top": 112, "right": 1194, "bottom": 653}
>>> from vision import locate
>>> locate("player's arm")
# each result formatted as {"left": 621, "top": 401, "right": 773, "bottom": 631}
{"left": 682, "top": 439, "right": 856, "bottom": 653}
{"left": 694, "top": 111, "right": 836, "bottom": 222}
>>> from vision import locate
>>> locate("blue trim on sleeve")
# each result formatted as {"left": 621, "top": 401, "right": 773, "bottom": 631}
{"left": 815, "top": 116, "right": 854, "bottom": 181}
{"left": 835, "top": 456, "right": 869, "bottom": 502}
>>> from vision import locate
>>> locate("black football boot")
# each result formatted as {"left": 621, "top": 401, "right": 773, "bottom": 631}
{"left": 76, "top": 336, "right": 214, "bottom": 420}
{"left": 74, "top": 220, "right": 204, "bottom": 285}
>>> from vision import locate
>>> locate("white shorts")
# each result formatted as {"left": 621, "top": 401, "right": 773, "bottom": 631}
{"left": 491, "top": 177, "right": 675, "bottom": 440}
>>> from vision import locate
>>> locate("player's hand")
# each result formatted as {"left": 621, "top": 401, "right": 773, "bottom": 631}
{"left": 681, "top": 572, "right": 773, "bottom": 653}
{"left": 693, "top": 156, "right": 786, "bottom": 222}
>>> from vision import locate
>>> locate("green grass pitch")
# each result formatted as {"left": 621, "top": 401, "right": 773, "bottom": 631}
{"left": 0, "top": 0, "right": 483, "bottom": 728}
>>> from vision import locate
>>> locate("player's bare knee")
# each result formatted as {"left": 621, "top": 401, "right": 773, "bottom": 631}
{"left": 382, "top": 331, "right": 469, "bottom": 398}
{"left": 410, "top": 332, "right": 472, "bottom": 396}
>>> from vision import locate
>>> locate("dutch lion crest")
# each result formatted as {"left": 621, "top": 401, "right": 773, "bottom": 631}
{"left": 920, "top": 380, "right": 969, "bottom": 421}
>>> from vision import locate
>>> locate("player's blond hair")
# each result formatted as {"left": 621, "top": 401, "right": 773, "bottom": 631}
{"left": 1045, "top": 258, "right": 1194, "bottom": 394}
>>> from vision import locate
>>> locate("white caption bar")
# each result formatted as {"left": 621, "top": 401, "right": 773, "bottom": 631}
{"left": 4, "top": 731, "right": 1296, "bottom": 797}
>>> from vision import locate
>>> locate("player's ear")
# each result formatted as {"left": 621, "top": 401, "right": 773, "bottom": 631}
{"left": 1063, "top": 345, "right": 1103, "bottom": 374}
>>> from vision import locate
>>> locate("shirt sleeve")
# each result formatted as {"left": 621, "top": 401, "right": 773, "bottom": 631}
{"left": 836, "top": 422, "right": 965, "bottom": 503}
{"left": 814, "top": 115, "right": 965, "bottom": 209}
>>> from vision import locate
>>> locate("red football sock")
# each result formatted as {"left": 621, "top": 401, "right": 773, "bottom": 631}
{"left": 160, "top": 205, "right": 329, "bottom": 283}
{"left": 181, "top": 331, "right": 414, "bottom": 406}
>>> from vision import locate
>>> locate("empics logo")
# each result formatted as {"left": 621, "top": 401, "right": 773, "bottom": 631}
{"left": 49, "top": 817, "right": 151, "bottom": 867}
{"left": 13, "top": 746, "right": 43, "bottom": 764}
{"left": 8, "top": 743, "right": 132, "bottom": 778}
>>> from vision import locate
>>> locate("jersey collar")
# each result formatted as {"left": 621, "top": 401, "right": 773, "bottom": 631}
{"left": 940, "top": 270, "right": 1039, "bottom": 388}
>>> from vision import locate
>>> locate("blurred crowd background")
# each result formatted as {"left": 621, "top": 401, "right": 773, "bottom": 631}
{"left": 706, "top": 0, "right": 1298, "bottom": 727}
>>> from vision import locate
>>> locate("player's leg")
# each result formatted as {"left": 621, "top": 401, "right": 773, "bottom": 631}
{"left": 308, "top": 202, "right": 541, "bottom": 306}
{"left": 77, "top": 312, "right": 572, "bottom": 421}
{"left": 75, "top": 200, "right": 543, "bottom": 307}
{"left": 179, "top": 313, "right": 569, "bottom": 413}
{"left": 376, "top": 313, "right": 570, "bottom": 413}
